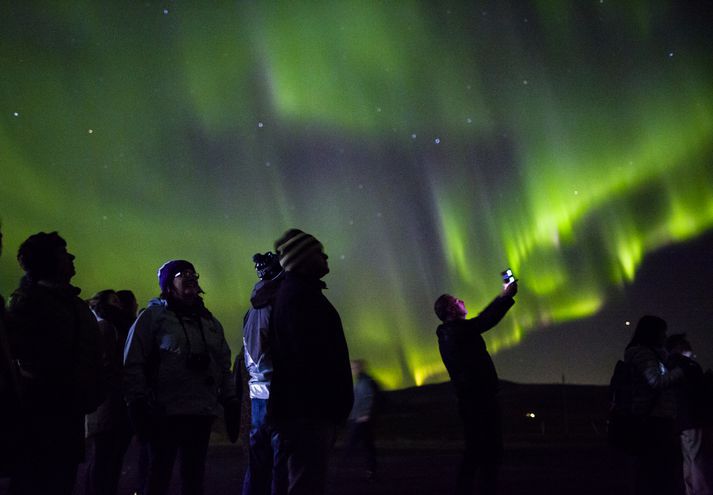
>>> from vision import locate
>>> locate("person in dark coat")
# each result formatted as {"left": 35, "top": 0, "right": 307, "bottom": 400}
{"left": 434, "top": 278, "right": 518, "bottom": 495}
{"left": 0, "top": 225, "right": 22, "bottom": 478}
{"left": 5, "top": 232, "right": 104, "bottom": 495}
{"left": 269, "top": 229, "right": 353, "bottom": 495}
{"left": 624, "top": 315, "right": 684, "bottom": 495}
{"left": 666, "top": 333, "right": 713, "bottom": 495}
{"left": 84, "top": 289, "right": 134, "bottom": 495}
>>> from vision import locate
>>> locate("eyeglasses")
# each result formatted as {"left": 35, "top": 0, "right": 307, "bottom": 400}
{"left": 174, "top": 270, "right": 199, "bottom": 280}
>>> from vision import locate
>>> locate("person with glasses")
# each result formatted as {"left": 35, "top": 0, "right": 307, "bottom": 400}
{"left": 123, "top": 259, "right": 239, "bottom": 495}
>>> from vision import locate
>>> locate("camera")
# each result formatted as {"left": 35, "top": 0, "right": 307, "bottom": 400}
{"left": 502, "top": 268, "right": 516, "bottom": 284}
{"left": 186, "top": 352, "right": 211, "bottom": 371}
{"left": 253, "top": 251, "right": 282, "bottom": 280}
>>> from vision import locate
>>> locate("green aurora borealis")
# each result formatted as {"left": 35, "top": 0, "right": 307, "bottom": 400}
{"left": 1, "top": 1, "right": 712, "bottom": 388}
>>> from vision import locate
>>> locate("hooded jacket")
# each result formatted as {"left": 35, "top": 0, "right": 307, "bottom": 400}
{"left": 123, "top": 297, "right": 235, "bottom": 416}
{"left": 243, "top": 274, "right": 283, "bottom": 400}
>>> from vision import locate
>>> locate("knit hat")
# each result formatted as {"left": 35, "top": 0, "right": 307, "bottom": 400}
{"left": 274, "top": 229, "right": 323, "bottom": 272}
{"left": 157, "top": 259, "right": 195, "bottom": 293}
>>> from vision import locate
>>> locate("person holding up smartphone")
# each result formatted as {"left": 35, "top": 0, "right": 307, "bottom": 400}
{"left": 434, "top": 271, "right": 518, "bottom": 495}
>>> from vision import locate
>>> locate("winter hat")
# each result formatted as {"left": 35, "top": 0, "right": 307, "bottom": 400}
{"left": 157, "top": 259, "right": 195, "bottom": 293}
{"left": 274, "top": 229, "right": 323, "bottom": 272}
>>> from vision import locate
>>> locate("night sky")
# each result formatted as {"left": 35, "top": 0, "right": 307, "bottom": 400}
{"left": 1, "top": 1, "right": 712, "bottom": 389}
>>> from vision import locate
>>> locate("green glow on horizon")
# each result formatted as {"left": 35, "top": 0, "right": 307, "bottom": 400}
{"left": 1, "top": 1, "right": 712, "bottom": 388}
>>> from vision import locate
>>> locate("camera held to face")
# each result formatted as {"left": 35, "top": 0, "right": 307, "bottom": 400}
{"left": 253, "top": 251, "right": 282, "bottom": 280}
{"left": 186, "top": 352, "right": 211, "bottom": 371}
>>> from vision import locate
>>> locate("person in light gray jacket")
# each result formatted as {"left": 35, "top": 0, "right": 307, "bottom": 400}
{"left": 242, "top": 251, "right": 286, "bottom": 495}
{"left": 123, "top": 259, "right": 239, "bottom": 495}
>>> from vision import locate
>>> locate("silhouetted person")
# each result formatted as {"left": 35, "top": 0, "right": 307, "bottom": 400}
{"left": 346, "top": 359, "right": 379, "bottom": 479}
{"left": 666, "top": 334, "right": 713, "bottom": 495}
{"left": 115, "top": 288, "right": 150, "bottom": 495}
{"left": 624, "top": 315, "right": 684, "bottom": 495}
{"left": 434, "top": 278, "right": 518, "bottom": 495}
{"left": 116, "top": 289, "right": 139, "bottom": 321}
{"left": 5, "top": 232, "right": 104, "bottom": 495}
{"left": 242, "top": 251, "right": 287, "bottom": 495}
{"left": 123, "top": 259, "right": 239, "bottom": 495}
{"left": 0, "top": 225, "right": 21, "bottom": 478}
{"left": 269, "top": 229, "right": 353, "bottom": 495}
{"left": 84, "top": 289, "right": 133, "bottom": 495}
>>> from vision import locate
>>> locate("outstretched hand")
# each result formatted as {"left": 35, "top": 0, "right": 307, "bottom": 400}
{"left": 501, "top": 281, "right": 518, "bottom": 298}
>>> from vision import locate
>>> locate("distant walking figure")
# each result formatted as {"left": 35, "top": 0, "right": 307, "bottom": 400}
{"left": 269, "top": 229, "right": 353, "bottom": 495}
{"left": 346, "top": 359, "right": 380, "bottom": 479}
{"left": 434, "top": 277, "right": 518, "bottom": 495}
{"left": 123, "top": 259, "right": 239, "bottom": 495}
{"left": 5, "top": 232, "right": 104, "bottom": 495}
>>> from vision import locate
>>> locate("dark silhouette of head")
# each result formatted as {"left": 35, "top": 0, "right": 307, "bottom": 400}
{"left": 351, "top": 359, "right": 367, "bottom": 376}
{"left": 626, "top": 315, "right": 668, "bottom": 349}
{"left": 274, "top": 229, "right": 329, "bottom": 279}
{"left": 434, "top": 294, "right": 468, "bottom": 322}
{"left": 87, "top": 289, "right": 122, "bottom": 321}
{"left": 665, "top": 333, "right": 692, "bottom": 355}
{"left": 116, "top": 289, "right": 139, "bottom": 317}
{"left": 17, "top": 231, "right": 75, "bottom": 284}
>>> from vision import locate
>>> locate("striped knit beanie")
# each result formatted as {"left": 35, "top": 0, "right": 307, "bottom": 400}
{"left": 274, "top": 229, "right": 323, "bottom": 272}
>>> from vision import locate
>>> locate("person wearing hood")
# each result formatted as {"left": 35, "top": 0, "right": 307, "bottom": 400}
{"left": 242, "top": 251, "right": 287, "bottom": 495}
{"left": 123, "top": 259, "right": 239, "bottom": 495}
{"left": 5, "top": 232, "right": 104, "bottom": 495}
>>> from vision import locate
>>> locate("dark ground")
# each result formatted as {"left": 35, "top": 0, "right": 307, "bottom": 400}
{"left": 1, "top": 381, "right": 637, "bottom": 494}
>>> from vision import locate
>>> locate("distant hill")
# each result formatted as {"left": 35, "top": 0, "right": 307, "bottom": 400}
{"left": 370, "top": 381, "right": 610, "bottom": 448}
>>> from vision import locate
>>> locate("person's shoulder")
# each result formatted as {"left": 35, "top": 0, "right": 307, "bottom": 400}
{"left": 7, "top": 283, "right": 43, "bottom": 313}
{"left": 437, "top": 321, "right": 459, "bottom": 339}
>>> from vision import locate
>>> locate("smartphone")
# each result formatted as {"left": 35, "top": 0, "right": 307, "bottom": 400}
{"left": 502, "top": 268, "right": 515, "bottom": 284}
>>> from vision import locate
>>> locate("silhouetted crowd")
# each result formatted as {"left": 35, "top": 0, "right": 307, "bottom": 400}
{"left": 1, "top": 226, "right": 711, "bottom": 495}
{"left": 0, "top": 228, "right": 352, "bottom": 495}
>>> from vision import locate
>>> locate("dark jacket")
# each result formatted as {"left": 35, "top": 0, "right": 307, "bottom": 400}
{"left": 624, "top": 345, "right": 681, "bottom": 418}
{"left": 5, "top": 278, "right": 104, "bottom": 460}
{"left": 268, "top": 271, "right": 353, "bottom": 423}
{"left": 667, "top": 353, "right": 713, "bottom": 431}
{"left": 437, "top": 296, "right": 515, "bottom": 402}
{"left": 86, "top": 317, "right": 130, "bottom": 436}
